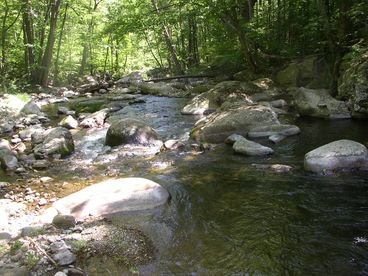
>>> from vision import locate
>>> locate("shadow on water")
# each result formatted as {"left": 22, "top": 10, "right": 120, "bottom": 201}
{"left": 146, "top": 115, "right": 368, "bottom": 275}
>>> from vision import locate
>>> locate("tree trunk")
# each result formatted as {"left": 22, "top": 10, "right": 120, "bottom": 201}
{"left": 37, "top": 1, "right": 52, "bottom": 66}
{"left": 53, "top": 3, "right": 68, "bottom": 84}
{"left": 151, "top": 0, "right": 183, "bottom": 75}
{"left": 22, "top": 0, "right": 36, "bottom": 80}
{"left": 38, "top": 0, "right": 62, "bottom": 86}
{"left": 1, "top": 0, "right": 9, "bottom": 74}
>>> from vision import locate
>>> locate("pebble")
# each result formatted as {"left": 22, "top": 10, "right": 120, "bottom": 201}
{"left": 40, "top": 177, "right": 53, "bottom": 183}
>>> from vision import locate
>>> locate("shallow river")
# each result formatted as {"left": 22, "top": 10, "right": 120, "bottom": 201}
{"left": 108, "top": 96, "right": 368, "bottom": 275}
{"left": 4, "top": 95, "right": 368, "bottom": 275}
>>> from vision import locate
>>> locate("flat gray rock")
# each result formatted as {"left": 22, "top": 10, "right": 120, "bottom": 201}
{"left": 233, "top": 137, "right": 274, "bottom": 156}
{"left": 304, "top": 139, "right": 368, "bottom": 173}
{"left": 53, "top": 177, "right": 170, "bottom": 220}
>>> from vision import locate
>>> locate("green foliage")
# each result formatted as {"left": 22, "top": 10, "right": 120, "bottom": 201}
{"left": 70, "top": 239, "right": 88, "bottom": 258}
{"left": 9, "top": 240, "right": 23, "bottom": 255}
{"left": 24, "top": 253, "right": 40, "bottom": 269}
{"left": 0, "top": 0, "right": 367, "bottom": 83}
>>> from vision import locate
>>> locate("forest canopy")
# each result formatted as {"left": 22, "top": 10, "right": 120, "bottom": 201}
{"left": 0, "top": 0, "right": 367, "bottom": 88}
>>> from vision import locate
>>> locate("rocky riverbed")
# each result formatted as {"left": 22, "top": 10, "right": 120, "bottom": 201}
{"left": 0, "top": 68, "right": 368, "bottom": 275}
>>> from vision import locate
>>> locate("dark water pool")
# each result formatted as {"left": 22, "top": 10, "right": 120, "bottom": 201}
{"left": 137, "top": 100, "right": 368, "bottom": 275}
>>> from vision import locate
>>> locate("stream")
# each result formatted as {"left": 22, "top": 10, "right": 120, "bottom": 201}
{"left": 2, "top": 95, "right": 368, "bottom": 275}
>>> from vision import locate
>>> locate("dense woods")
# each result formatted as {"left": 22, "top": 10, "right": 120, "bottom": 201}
{"left": 0, "top": 0, "right": 367, "bottom": 89}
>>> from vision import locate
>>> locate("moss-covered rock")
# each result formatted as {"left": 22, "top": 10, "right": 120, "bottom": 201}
{"left": 106, "top": 118, "right": 162, "bottom": 147}
{"left": 32, "top": 127, "right": 74, "bottom": 159}
{"left": 276, "top": 56, "right": 331, "bottom": 89}
{"left": 290, "top": 87, "right": 351, "bottom": 119}
{"left": 338, "top": 49, "right": 368, "bottom": 118}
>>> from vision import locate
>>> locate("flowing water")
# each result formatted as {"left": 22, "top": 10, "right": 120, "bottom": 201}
{"left": 3, "top": 95, "right": 368, "bottom": 275}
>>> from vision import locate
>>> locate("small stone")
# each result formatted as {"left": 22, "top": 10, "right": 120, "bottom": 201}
{"left": 52, "top": 215, "right": 76, "bottom": 229}
{"left": 52, "top": 249, "right": 76, "bottom": 266}
{"left": 11, "top": 138, "right": 22, "bottom": 144}
{"left": 54, "top": 272, "right": 68, "bottom": 276}
{"left": 269, "top": 134, "right": 286, "bottom": 143}
{"left": 40, "top": 177, "right": 53, "bottom": 183}
{"left": 39, "top": 198, "right": 48, "bottom": 206}
{"left": 67, "top": 268, "right": 85, "bottom": 276}
{"left": 31, "top": 160, "right": 50, "bottom": 169}
{"left": 224, "top": 134, "right": 244, "bottom": 145}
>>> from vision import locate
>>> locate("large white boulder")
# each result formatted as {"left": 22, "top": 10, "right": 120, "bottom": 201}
{"left": 304, "top": 140, "right": 368, "bottom": 173}
{"left": 52, "top": 177, "right": 170, "bottom": 220}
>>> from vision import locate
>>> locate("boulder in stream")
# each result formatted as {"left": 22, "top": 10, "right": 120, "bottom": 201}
{"left": 32, "top": 127, "right": 74, "bottom": 159}
{"left": 191, "top": 104, "right": 279, "bottom": 143}
{"left": 106, "top": 118, "right": 162, "bottom": 147}
{"left": 304, "top": 140, "right": 368, "bottom": 173}
{"left": 290, "top": 87, "right": 351, "bottom": 119}
{"left": 52, "top": 177, "right": 170, "bottom": 220}
{"left": 181, "top": 81, "right": 256, "bottom": 115}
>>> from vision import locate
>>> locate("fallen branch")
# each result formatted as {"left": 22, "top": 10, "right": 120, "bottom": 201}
{"left": 28, "top": 238, "right": 59, "bottom": 268}
{"left": 144, "top": 74, "right": 215, "bottom": 82}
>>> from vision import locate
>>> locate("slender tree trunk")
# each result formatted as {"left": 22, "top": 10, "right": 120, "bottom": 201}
{"left": 114, "top": 39, "right": 119, "bottom": 72}
{"left": 151, "top": 0, "right": 183, "bottom": 75}
{"left": 53, "top": 3, "right": 68, "bottom": 84}
{"left": 144, "top": 32, "right": 163, "bottom": 68}
{"left": 1, "top": 0, "right": 9, "bottom": 74}
{"left": 79, "top": 0, "right": 103, "bottom": 76}
{"left": 37, "top": 1, "right": 52, "bottom": 66}
{"left": 22, "top": 0, "right": 36, "bottom": 80}
{"left": 38, "top": 0, "right": 62, "bottom": 86}
{"left": 318, "top": 0, "right": 351, "bottom": 96}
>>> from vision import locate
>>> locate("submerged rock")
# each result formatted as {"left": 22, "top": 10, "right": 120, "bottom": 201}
{"left": 52, "top": 177, "right": 170, "bottom": 220}
{"left": 290, "top": 87, "right": 351, "bottom": 119}
{"left": 32, "top": 127, "right": 74, "bottom": 159}
{"left": 304, "top": 140, "right": 368, "bottom": 173}
{"left": 191, "top": 105, "right": 279, "bottom": 143}
{"left": 106, "top": 118, "right": 162, "bottom": 147}
{"left": 252, "top": 163, "right": 293, "bottom": 173}
{"left": 233, "top": 137, "right": 274, "bottom": 156}
{"left": 248, "top": 124, "right": 300, "bottom": 138}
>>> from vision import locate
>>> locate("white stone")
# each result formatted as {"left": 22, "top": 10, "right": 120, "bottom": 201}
{"left": 52, "top": 177, "right": 170, "bottom": 220}
{"left": 304, "top": 140, "right": 368, "bottom": 173}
